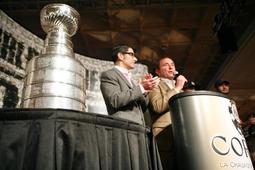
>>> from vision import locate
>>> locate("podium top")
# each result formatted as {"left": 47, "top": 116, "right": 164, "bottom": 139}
{"left": 169, "top": 90, "right": 230, "bottom": 104}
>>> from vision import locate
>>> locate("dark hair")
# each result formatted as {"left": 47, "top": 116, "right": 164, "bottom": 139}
{"left": 112, "top": 45, "right": 135, "bottom": 62}
{"left": 214, "top": 79, "right": 230, "bottom": 88}
{"left": 155, "top": 56, "right": 174, "bottom": 69}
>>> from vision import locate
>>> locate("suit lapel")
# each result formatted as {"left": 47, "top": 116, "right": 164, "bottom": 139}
{"left": 159, "top": 80, "right": 173, "bottom": 90}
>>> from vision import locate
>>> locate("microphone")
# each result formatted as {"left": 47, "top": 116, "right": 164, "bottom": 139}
{"left": 183, "top": 81, "right": 196, "bottom": 90}
{"left": 173, "top": 71, "right": 196, "bottom": 90}
{"left": 173, "top": 71, "right": 180, "bottom": 80}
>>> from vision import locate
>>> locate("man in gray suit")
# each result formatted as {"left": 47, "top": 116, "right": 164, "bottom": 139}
{"left": 100, "top": 45, "right": 159, "bottom": 126}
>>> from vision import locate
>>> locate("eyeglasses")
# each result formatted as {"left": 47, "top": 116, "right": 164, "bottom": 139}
{"left": 122, "top": 52, "right": 135, "bottom": 57}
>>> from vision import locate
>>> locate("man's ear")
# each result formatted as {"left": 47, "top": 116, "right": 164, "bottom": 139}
{"left": 117, "top": 52, "right": 124, "bottom": 61}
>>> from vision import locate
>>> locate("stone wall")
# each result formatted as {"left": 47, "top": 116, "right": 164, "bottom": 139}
{"left": 0, "top": 10, "right": 41, "bottom": 108}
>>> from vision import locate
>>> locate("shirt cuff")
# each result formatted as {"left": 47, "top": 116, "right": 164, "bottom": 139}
{"left": 139, "top": 84, "right": 148, "bottom": 94}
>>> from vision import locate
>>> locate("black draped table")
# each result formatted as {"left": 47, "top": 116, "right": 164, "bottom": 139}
{"left": 0, "top": 109, "right": 162, "bottom": 170}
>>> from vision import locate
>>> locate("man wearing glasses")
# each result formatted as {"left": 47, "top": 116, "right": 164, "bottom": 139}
{"left": 100, "top": 45, "right": 159, "bottom": 125}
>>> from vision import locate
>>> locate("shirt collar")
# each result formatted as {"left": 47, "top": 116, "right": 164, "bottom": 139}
{"left": 115, "top": 65, "right": 131, "bottom": 76}
{"left": 161, "top": 78, "right": 175, "bottom": 89}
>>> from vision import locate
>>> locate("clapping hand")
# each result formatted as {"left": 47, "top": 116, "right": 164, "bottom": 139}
{"left": 140, "top": 73, "right": 159, "bottom": 91}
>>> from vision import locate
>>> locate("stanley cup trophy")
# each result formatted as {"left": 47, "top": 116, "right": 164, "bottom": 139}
{"left": 21, "top": 4, "right": 86, "bottom": 111}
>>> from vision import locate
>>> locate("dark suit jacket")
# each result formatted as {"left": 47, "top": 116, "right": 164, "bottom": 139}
{"left": 100, "top": 67, "right": 148, "bottom": 125}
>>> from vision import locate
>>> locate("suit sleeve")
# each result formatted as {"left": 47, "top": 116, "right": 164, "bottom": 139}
{"left": 140, "top": 94, "right": 149, "bottom": 112}
{"left": 148, "top": 83, "right": 178, "bottom": 114}
{"left": 100, "top": 71, "right": 147, "bottom": 109}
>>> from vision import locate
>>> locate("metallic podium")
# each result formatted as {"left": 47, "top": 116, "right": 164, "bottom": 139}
{"left": 169, "top": 91, "right": 253, "bottom": 170}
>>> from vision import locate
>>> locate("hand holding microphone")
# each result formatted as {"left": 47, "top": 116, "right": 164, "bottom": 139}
{"left": 173, "top": 71, "right": 188, "bottom": 91}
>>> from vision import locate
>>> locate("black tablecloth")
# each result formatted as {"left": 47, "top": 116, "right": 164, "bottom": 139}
{"left": 0, "top": 108, "right": 162, "bottom": 170}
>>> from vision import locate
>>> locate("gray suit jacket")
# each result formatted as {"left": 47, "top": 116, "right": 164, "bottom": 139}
{"left": 100, "top": 67, "right": 148, "bottom": 125}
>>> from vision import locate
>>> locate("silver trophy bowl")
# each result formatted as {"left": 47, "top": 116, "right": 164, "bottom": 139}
{"left": 40, "top": 3, "right": 80, "bottom": 57}
{"left": 40, "top": 3, "right": 79, "bottom": 37}
{"left": 21, "top": 4, "right": 86, "bottom": 111}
